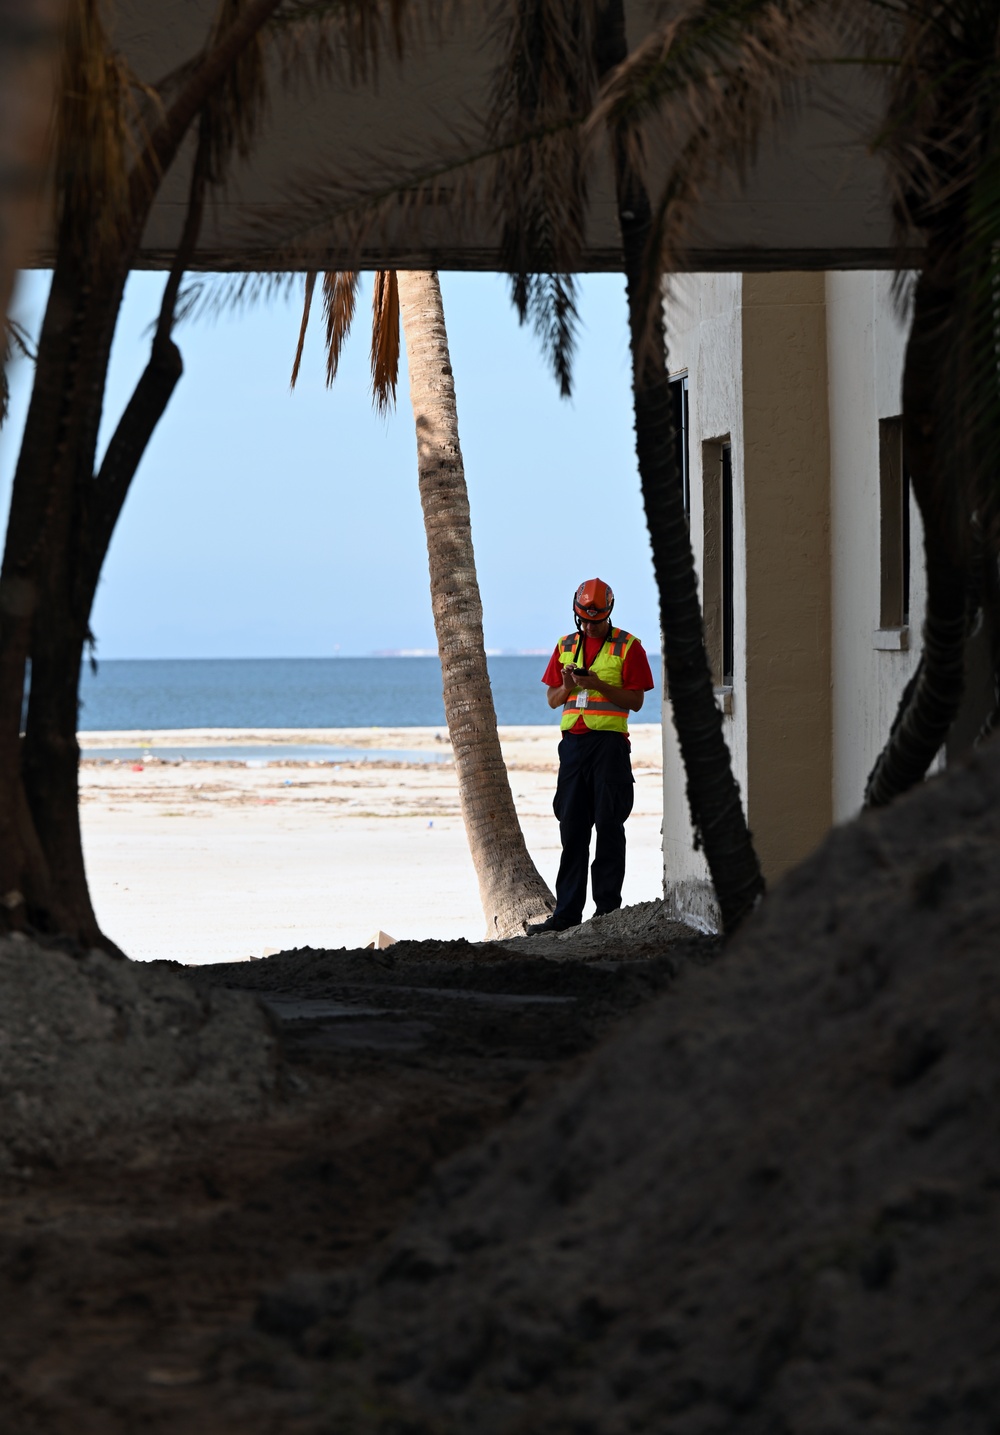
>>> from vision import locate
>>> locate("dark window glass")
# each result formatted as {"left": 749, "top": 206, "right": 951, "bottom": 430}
{"left": 669, "top": 373, "right": 690, "bottom": 519}
{"left": 722, "top": 442, "right": 734, "bottom": 685}
{"left": 902, "top": 462, "right": 911, "bottom": 627}
{"left": 879, "top": 417, "right": 910, "bottom": 630}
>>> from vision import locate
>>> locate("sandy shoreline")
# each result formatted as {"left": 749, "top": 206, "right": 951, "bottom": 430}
{"left": 78, "top": 725, "right": 665, "bottom": 963}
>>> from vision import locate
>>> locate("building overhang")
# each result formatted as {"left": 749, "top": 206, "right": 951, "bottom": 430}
{"left": 36, "top": 2, "right": 912, "bottom": 275}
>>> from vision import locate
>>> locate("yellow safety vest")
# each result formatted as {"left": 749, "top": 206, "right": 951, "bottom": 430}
{"left": 556, "top": 627, "right": 637, "bottom": 734}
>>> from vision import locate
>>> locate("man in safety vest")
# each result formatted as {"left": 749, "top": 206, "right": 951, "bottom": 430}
{"left": 527, "top": 578, "right": 655, "bottom": 934}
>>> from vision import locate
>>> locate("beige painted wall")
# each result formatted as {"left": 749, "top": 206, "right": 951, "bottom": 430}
{"left": 742, "top": 273, "right": 832, "bottom": 880}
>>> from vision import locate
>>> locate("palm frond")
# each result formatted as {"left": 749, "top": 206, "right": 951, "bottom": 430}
{"left": 200, "top": 0, "right": 271, "bottom": 188}
{"left": 290, "top": 271, "right": 317, "bottom": 388}
{"left": 956, "top": 149, "right": 1000, "bottom": 544}
{"left": 488, "top": 0, "right": 601, "bottom": 395}
{"left": 370, "top": 268, "right": 399, "bottom": 414}
{"left": 322, "top": 270, "right": 360, "bottom": 385}
{"left": 3, "top": 318, "right": 36, "bottom": 365}
{"left": 873, "top": 1, "right": 1000, "bottom": 553}
{"left": 174, "top": 270, "right": 301, "bottom": 324}
{"left": 270, "top": 0, "right": 421, "bottom": 86}
{"left": 517, "top": 272, "right": 578, "bottom": 398}
{"left": 55, "top": 0, "right": 147, "bottom": 256}
{"left": 591, "top": 0, "right": 838, "bottom": 355}
{"left": 1, "top": 319, "right": 37, "bottom": 429}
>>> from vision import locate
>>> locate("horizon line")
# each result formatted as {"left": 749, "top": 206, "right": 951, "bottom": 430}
{"left": 83, "top": 650, "right": 662, "bottom": 663}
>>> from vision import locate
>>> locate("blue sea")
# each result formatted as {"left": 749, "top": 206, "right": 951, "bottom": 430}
{"left": 77, "top": 656, "right": 662, "bottom": 731}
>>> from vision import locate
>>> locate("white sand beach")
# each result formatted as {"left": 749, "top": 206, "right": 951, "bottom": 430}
{"left": 78, "top": 725, "right": 665, "bottom": 963}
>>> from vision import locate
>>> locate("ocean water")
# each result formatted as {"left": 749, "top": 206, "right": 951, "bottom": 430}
{"left": 76, "top": 655, "right": 662, "bottom": 731}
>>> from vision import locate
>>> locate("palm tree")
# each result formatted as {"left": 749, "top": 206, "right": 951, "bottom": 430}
{"left": 488, "top": 0, "right": 767, "bottom": 932}
{"left": 239, "top": 0, "right": 776, "bottom": 933}
{"left": 0, "top": 0, "right": 403, "bottom": 949}
{"left": 291, "top": 268, "right": 556, "bottom": 937}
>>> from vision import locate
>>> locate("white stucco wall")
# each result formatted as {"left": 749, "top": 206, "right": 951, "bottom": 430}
{"left": 662, "top": 274, "right": 746, "bottom": 926}
{"left": 825, "top": 272, "right": 921, "bottom": 821}
{"left": 661, "top": 270, "right": 918, "bottom": 928}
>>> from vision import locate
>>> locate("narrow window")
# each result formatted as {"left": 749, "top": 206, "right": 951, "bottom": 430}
{"left": 722, "top": 441, "right": 734, "bottom": 686}
{"left": 669, "top": 371, "right": 690, "bottom": 519}
{"left": 879, "top": 417, "right": 911, "bottom": 629}
{"left": 702, "top": 437, "right": 735, "bottom": 690}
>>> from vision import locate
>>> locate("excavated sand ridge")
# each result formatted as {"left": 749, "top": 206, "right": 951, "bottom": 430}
{"left": 1, "top": 735, "right": 997, "bottom": 1431}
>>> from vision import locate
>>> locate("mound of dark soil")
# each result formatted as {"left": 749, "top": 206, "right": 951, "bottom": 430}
{"left": 247, "top": 743, "right": 1000, "bottom": 1434}
{"left": 0, "top": 940, "right": 279, "bottom": 1175}
{"left": 2, "top": 741, "right": 999, "bottom": 1434}
{"left": 0, "top": 907, "right": 697, "bottom": 1432}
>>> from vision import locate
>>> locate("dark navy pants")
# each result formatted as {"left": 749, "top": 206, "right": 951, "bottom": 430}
{"left": 551, "top": 731, "right": 635, "bottom": 925}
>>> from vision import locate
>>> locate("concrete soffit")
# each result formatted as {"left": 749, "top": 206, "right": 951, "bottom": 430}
{"left": 32, "top": 2, "right": 916, "bottom": 275}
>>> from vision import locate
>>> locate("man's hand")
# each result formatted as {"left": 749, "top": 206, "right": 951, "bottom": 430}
{"left": 547, "top": 667, "right": 583, "bottom": 709}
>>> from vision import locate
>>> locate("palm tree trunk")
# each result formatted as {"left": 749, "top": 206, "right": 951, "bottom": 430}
{"left": 396, "top": 269, "right": 555, "bottom": 938}
{"left": 0, "top": 10, "right": 259, "bottom": 947}
{"left": 16, "top": 136, "right": 204, "bottom": 943}
{"left": 864, "top": 254, "right": 968, "bottom": 807}
{"left": 594, "top": 0, "right": 764, "bottom": 934}
{"left": 0, "top": 233, "right": 126, "bottom": 942}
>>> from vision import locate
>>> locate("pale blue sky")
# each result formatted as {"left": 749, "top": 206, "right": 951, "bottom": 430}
{"left": 2, "top": 269, "right": 660, "bottom": 658}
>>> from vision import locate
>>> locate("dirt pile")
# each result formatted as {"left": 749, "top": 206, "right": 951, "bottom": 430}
{"left": 2, "top": 742, "right": 999, "bottom": 1433}
{"left": 0, "top": 916, "right": 700, "bottom": 1434}
{"left": 247, "top": 745, "right": 1000, "bottom": 1434}
{"left": 0, "top": 938, "right": 279, "bottom": 1175}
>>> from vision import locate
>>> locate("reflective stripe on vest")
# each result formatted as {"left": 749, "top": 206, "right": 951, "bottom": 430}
{"left": 557, "top": 627, "right": 637, "bottom": 734}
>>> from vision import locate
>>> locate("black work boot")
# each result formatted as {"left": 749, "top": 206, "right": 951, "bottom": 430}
{"left": 525, "top": 914, "right": 579, "bottom": 935}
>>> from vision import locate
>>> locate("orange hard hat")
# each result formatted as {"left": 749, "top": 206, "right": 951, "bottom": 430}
{"left": 573, "top": 578, "right": 614, "bottom": 621}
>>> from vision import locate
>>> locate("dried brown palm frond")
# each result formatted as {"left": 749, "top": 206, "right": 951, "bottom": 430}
{"left": 590, "top": 0, "right": 842, "bottom": 357}
{"left": 55, "top": 0, "right": 150, "bottom": 257}
{"left": 288, "top": 268, "right": 398, "bottom": 414}
{"left": 370, "top": 268, "right": 399, "bottom": 413}
{"left": 236, "top": 130, "right": 582, "bottom": 396}
{"left": 290, "top": 270, "right": 317, "bottom": 387}
{"left": 323, "top": 269, "right": 360, "bottom": 384}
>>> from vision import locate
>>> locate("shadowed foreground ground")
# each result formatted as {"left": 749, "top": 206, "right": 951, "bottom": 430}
{"left": 1, "top": 740, "right": 998, "bottom": 1433}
